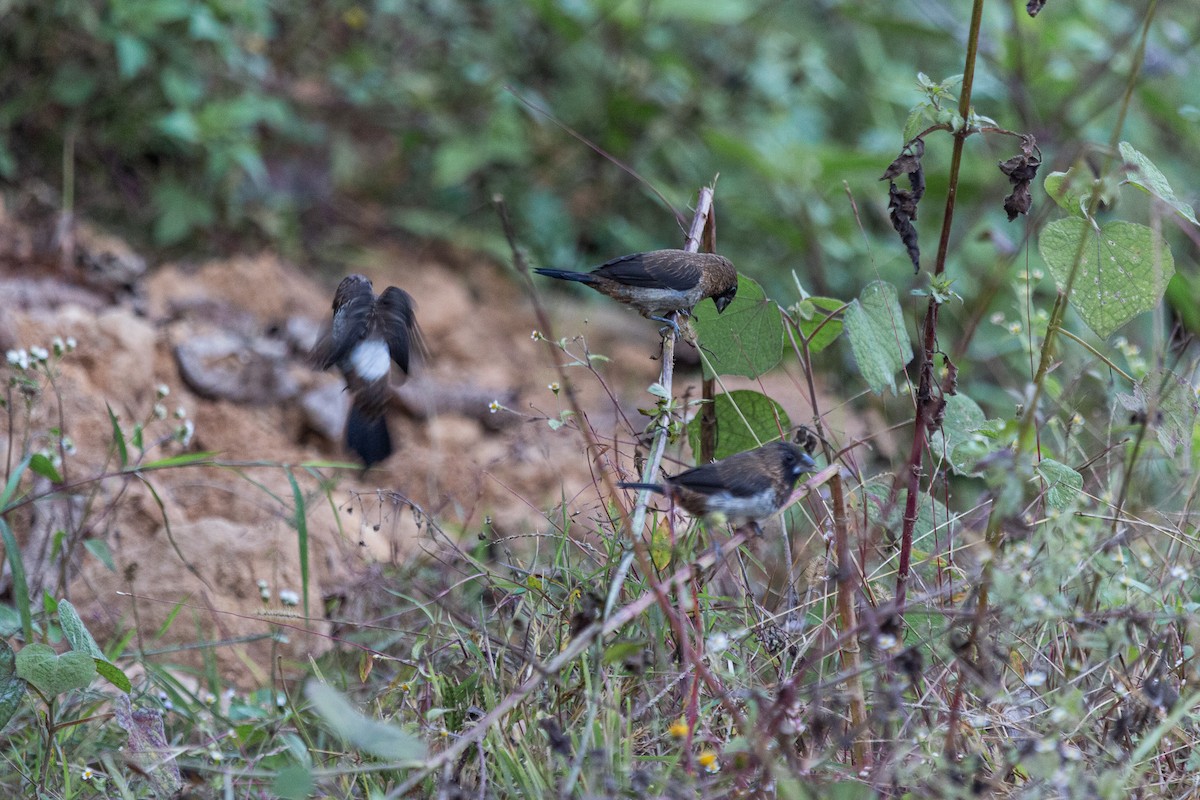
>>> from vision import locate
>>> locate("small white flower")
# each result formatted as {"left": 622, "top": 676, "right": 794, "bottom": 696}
{"left": 52, "top": 337, "right": 65, "bottom": 356}
{"left": 706, "top": 632, "right": 730, "bottom": 655}
{"left": 548, "top": 382, "right": 560, "bottom": 394}
{"left": 1026, "top": 670, "right": 1047, "bottom": 687}
{"left": 276, "top": 693, "right": 287, "bottom": 708}
{"left": 153, "top": 403, "right": 167, "bottom": 420}
{"left": 1170, "top": 566, "right": 1190, "bottom": 581}
{"left": 156, "top": 383, "right": 170, "bottom": 399}
{"left": 29, "top": 346, "right": 49, "bottom": 362}
{"left": 177, "top": 420, "right": 195, "bottom": 447}
{"left": 202, "top": 691, "right": 217, "bottom": 704}
{"left": 174, "top": 406, "right": 187, "bottom": 419}
{"left": 65, "top": 337, "right": 77, "bottom": 351}
{"left": 61, "top": 436, "right": 77, "bottom": 455}
{"left": 209, "top": 750, "right": 223, "bottom": 763}
{"left": 6, "top": 349, "right": 29, "bottom": 370}
{"left": 278, "top": 589, "right": 301, "bottom": 607}
{"left": 1007, "top": 322, "right": 1022, "bottom": 335}
{"left": 876, "top": 633, "right": 898, "bottom": 650}
{"left": 488, "top": 400, "right": 501, "bottom": 414}
{"left": 989, "top": 312, "right": 1005, "bottom": 325}
{"left": 81, "top": 767, "right": 95, "bottom": 781}
{"left": 1031, "top": 269, "right": 1044, "bottom": 281}
{"left": 530, "top": 330, "right": 541, "bottom": 341}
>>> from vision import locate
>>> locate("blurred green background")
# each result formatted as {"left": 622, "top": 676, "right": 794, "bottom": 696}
{"left": 1, "top": 0, "right": 1196, "bottom": 368}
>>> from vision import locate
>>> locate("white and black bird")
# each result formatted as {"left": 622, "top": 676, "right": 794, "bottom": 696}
{"left": 310, "top": 274, "right": 424, "bottom": 467}
{"left": 618, "top": 441, "right": 816, "bottom": 528}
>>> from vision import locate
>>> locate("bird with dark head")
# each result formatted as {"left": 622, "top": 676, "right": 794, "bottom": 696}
{"left": 534, "top": 250, "right": 738, "bottom": 333}
{"left": 310, "top": 274, "right": 424, "bottom": 468}
{"left": 618, "top": 441, "right": 816, "bottom": 528}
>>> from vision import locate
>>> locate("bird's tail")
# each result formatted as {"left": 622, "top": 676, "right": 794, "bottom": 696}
{"left": 534, "top": 268, "right": 595, "bottom": 284}
{"left": 616, "top": 482, "right": 664, "bottom": 494}
{"left": 345, "top": 402, "right": 393, "bottom": 468}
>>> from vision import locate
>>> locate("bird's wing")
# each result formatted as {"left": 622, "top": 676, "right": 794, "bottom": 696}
{"left": 310, "top": 277, "right": 375, "bottom": 369}
{"left": 592, "top": 251, "right": 702, "bottom": 291}
{"left": 671, "top": 456, "right": 773, "bottom": 498}
{"left": 376, "top": 287, "right": 426, "bottom": 373}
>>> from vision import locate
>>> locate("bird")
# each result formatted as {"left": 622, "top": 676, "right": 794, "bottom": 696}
{"left": 310, "top": 274, "right": 424, "bottom": 467}
{"left": 618, "top": 441, "right": 817, "bottom": 528}
{"left": 534, "top": 249, "right": 738, "bottom": 333}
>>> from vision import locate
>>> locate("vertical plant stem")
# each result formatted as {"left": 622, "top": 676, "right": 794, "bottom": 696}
{"left": 604, "top": 186, "right": 715, "bottom": 619}
{"left": 897, "top": 0, "right": 986, "bottom": 608}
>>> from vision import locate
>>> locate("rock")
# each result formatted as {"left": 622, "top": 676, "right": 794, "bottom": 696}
{"left": 302, "top": 380, "right": 350, "bottom": 442}
{"left": 175, "top": 331, "right": 299, "bottom": 404}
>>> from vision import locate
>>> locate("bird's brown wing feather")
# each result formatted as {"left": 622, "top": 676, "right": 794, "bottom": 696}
{"left": 592, "top": 251, "right": 703, "bottom": 291}
{"left": 310, "top": 277, "right": 374, "bottom": 369}
{"left": 671, "top": 457, "right": 774, "bottom": 498}
{"left": 376, "top": 287, "right": 426, "bottom": 374}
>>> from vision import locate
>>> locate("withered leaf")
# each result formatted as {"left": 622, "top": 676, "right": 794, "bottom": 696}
{"left": 882, "top": 139, "right": 926, "bottom": 273}
{"left": 998, "top": 136, "right": 1041, "bottom": 221}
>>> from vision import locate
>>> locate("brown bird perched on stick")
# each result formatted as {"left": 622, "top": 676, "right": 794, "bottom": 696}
{"left": 618, "top": 441, "right": 816, "bottom": 528}
{"left": 534, "top": 250, "right": 738, "bottom": 333}
{"left": 310, "top": 274, "right": 424, "bottom": 468}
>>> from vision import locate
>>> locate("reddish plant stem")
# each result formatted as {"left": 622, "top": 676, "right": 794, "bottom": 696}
{"left": 896, "top": 0, "right": 985, "bottom": 610}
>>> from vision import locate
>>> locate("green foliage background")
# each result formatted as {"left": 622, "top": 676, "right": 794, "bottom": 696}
{"left": 2, "top": 1, "right": 1196, "bottom": 280}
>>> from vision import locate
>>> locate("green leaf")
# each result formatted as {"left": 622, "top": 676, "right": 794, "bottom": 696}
{"left": 15, "top": 644, "right": 96, "bottom": 696}
{"left": 1119, "top": 142, "right": 1198, "bottom": 225}
{"left": 94, "top": 660, "right": 132, "bottom": 694}
{"left": 0, "top": 518, "right": 32, "bottom": 642}
{"left": 133, "top": 452, "right": 216, "bottom": 471}
{"left": 1043, "top": 168, "right": 1091, "bottom": 218}
{"left": 693, "top": 276, "right": 783, "bottom": 379}
{"left": 28, "top": 454, "right": 62, "bottom": 484}
{"left": 0, "top": 640, "right": 27, "bottom": 732}
{"left": 1038, "top": 218, "right": 1175, "bottom": 339}
{"left": 844, "top": 281, "right": 912, "bottom": 394}
{"left": 58, "top": 600, "right": 103, "bottom": 659}
{"left": 929, "top": 393, "right": 989, "bottom": 475}
{"left": 1035, "top": 459, "right": 1083, "bottom": 510}
{"left": 286, "top": 469, "right": 310, "bottom": 620}
{"left": 305, "top": 681, "right": 425, "bottom": 761}
{"left": 795, "top": 296, "right": 845, "bottom": 354}
{"left": 107, "top": 403, "right": 129, "bottom": 469}
{"left": 84, "top": 539, "right": 116, "bottom": 572}
{"left": 272, "top": 765, "right": 315, "bottom": 800}
{"left": 114, "top": 34, "right": 150, "bottom": 80}
{"left": 603, "top": 640, "right": 650, "bottom": 666}
{"left": 1116, "top": 369, "right": 1199, "bottom": 458}
{"left": 686, "top": 390, "right": 791, "bottom": 461}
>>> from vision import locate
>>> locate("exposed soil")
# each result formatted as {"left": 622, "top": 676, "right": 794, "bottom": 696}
{"left": 0, "top": 214, "right": 870, "bottom": 685}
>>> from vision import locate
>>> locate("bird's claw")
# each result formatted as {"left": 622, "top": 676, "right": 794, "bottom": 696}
{"left": 651, "top": 315, "right": 683, "bottom": 339}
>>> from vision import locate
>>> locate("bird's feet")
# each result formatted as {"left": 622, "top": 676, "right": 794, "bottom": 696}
{"left": 651, "top": 314, "right": 683, "bottom": 339}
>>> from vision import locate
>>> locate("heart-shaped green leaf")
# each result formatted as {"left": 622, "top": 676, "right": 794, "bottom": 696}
{"left": 686, "top": 390, "right": 791, "bottom": 461}
{"left": 693, "top": 276, "right": 783, "bottom": 379}
{"left": 1038, "top": 218, "right": 1174, "bottom": 339}
{"left": 15, "top": 644, "right": 96, "bottom": 696}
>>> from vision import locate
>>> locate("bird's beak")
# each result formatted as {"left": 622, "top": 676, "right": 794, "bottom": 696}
{"left": 798, "top": 453, "right": 817, "bottom": 472}
{"left": 715, "top": 295, "right": 734, "bottom": 314}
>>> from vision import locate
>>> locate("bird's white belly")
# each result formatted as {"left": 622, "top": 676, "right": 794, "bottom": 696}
{"left": 706, "top": 488, "right": 779, "bottom": 523}
{"left": 629, "top": 286, "right": 704, "bottom": 316}
{"left": 350, "top": 339, "right": 391, "bottom": 381}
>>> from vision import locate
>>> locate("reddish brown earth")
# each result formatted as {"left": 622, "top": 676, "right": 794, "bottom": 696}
{"left": 0, "top": 217, "right": 871, "bottom": 685}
